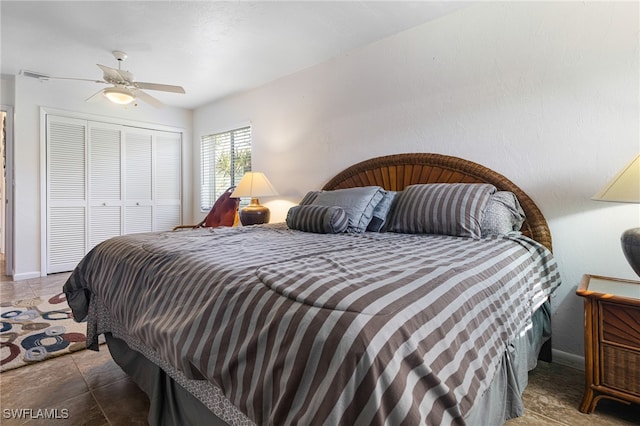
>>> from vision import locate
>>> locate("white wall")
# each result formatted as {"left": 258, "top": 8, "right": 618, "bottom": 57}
{"left": 12, "top": 75, "right": 193, "bottom": 280}
{"left": 194, "top": 2, "right": 639, "bottom": 360}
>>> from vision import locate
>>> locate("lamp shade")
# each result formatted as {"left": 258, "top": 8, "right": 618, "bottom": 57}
{"left": 592, "top": 154, "right": 640, "bottom": 277}
{"left": 592, "top": 154, "right": 640, "bottom": 203}
{"left": 231, "top": 172, "right": 278, "bottom": 198}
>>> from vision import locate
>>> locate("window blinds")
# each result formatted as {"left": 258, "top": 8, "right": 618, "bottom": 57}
{"left": 200, "top": 126, "right": 251, "bottom": 210}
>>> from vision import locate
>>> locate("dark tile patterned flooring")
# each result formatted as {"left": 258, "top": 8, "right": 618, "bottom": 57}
{"left": 1, "top": 268, "right": 638, "bottom": 425}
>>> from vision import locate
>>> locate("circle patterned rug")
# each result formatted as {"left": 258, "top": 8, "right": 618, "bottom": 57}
{"left": 0, "top": 292, "right": 89, "bottom": 372}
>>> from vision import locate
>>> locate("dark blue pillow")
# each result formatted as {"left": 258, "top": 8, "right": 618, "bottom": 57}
{"left": 367, "top": 190, "right": 397, "bottom": 232}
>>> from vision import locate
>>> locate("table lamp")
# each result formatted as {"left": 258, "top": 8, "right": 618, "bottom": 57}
{"left": 231, "top": 172, "right": 278, "bottom": 225}
{"left": 592, "top": 154, "right": 640, "bottom": 276}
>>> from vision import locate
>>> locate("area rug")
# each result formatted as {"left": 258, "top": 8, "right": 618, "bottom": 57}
{"left": 0, "top": 292, "right": 90, "bottom": 372}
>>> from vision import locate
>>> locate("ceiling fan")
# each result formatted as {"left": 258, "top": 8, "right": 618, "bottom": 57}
{"left": 21, "top": 51, "right": 185, "bottom": 108}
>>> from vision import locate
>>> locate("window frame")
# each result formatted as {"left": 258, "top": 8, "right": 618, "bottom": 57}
{"left": 200, "top": 125, "right": 252, "bottom": 212}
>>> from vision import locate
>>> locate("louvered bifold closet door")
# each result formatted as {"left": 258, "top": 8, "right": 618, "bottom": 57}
{"left": 124, "top": 130, "right": 153, "bottom": 234}
{"left": 154, "top": 132, "right": 181, "bottom": 231}
{"left": 88, "top": 123, "right": 122, "bottom": 249}
{"left": 47, "top": 116, "right": 87, "bottom": 273}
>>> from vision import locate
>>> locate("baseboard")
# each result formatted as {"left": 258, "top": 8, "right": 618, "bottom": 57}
{"left": 12, "top": 271, "right": 42, "bottom": 281}
{"left": 552, "top": 348, "right": 585, "bottom": 371}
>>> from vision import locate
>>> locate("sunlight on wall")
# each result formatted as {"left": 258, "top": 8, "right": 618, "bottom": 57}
{"left": 264, "top": 199, "right": 297, "bottom": 224}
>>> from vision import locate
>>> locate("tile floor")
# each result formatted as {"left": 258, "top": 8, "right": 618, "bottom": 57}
{"left": 1, "top": 266, "right": 639, "bottom": 425}
{"left": 0, "top": 270, "right": 149, "bottom": 425}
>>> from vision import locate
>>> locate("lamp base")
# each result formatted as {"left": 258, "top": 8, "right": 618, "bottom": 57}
{"left": 239, "top": 198, "right": 270, "bottom": 226}
{"left": 621, "top": 227, "right": 640, "bottom": 277}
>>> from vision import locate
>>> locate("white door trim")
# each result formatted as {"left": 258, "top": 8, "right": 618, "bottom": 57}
{"left": 1, "top": 105, "right": 14, "bottom": 277}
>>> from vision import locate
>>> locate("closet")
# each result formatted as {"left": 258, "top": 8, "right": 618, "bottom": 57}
{"left": 46, "top": 115, "right": 181, "bottom": 273}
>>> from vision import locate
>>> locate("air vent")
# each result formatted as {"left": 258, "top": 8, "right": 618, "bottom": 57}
{"left": 20, "top": 70, "right": 50, "bottom": 80}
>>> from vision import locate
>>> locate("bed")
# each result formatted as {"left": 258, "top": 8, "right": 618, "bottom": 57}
{"left": 63, "top": 153, "right": 561, "bottom": 426}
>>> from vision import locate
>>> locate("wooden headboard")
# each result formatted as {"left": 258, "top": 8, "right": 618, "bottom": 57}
{"left": 322, "top": 153, "right": 552, "bottom": 251}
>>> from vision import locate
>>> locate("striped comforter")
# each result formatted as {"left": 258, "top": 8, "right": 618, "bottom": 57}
{"left": 64, "top": 223, "right": 560, "bottom": 425}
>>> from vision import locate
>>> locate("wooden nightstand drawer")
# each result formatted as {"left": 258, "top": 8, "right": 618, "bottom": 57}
{"left": 601, "top": 302, "right": 640, "bottom": 350}
{"left": 602, "top": 344, "right": 640, "bottom": 396}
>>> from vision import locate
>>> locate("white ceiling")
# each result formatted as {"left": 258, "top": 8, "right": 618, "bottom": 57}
{"left": 1, "top": 1, "right": 469, "bottom": 109}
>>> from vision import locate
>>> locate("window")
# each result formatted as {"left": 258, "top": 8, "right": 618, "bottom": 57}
{"left": 200, "top": 126, "right": 251, "bottom": 210}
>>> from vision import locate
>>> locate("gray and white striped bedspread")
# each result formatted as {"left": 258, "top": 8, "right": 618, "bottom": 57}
{"left": 63, "top": 223, "right": 560, "bottom": 425}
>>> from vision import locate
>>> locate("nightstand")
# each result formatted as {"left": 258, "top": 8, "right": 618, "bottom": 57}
{"left": 576, "top": 274, "right": 640, "bottom": 413}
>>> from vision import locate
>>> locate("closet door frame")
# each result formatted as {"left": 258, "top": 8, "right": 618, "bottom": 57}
{"left": 39, "top": 107, "right": 185, "bottom": 276}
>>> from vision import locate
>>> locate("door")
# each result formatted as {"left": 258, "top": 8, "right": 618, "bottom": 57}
{"left": 154, "top": 132, "right": 182, "bottom": 231}
{"left": 124, "top": 130, "right": 153, "bottom": 234}
{"left": 88, "top": 122, "right": 122, "bottom": 249}
{"left": 46, "top": 116, "right": 87, "bottom": 273}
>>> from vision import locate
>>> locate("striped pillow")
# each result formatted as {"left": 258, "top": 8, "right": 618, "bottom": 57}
{"left": 286, "top": 205, "right": 349, "bottom": 234}
{"left": 298, "top": 190, "right": 320, "bottom": 206}
{"left": 385, "top": 183, "right": 496, "bottom": 238}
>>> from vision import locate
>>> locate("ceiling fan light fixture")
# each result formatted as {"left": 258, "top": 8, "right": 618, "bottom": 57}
{"left": 103, "top": 87, "right": 135, "bottom": 105}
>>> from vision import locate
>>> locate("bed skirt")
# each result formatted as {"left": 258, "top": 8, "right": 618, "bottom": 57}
{"left": 104, "top": 302, "right": 551, "bottom": 426}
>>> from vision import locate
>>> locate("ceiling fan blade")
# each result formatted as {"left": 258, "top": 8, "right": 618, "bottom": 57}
{"left": 20, "top": 70, "right": 50, "bottom": 79}
{"left": 50, "top": 76, "right": 106, "bottom": 83}
{"left": 85, "top": 89, "right": 105, "bottom": 103}
{"left": 135, "top": 90, "right": 165, "bottom": 108}
{"left": 97, "top": 64, "right": 132, "bottom": 83}
{"left": 20, "top": 70, "right": 104, "bottom": 83}
{"left": 135, "top": 82, "right": 185, "bottom": 94}
{"left": 97, "top": 64, "right": 121, "bottom": 80}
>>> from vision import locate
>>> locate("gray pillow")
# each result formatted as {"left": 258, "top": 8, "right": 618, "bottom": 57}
{"left": 286, "top": 205, "right": 349, "bottom": 234}
{"left": 481, "top": 191, "right": 526, "bottom": 236}
{"left": 385, "top": 183, "right": 496, "bottom": 238}
{"left": 311, "top": 186, "right": 384, "bottom": 233}
{"left": 298, "top": 191, "right": 320, "bottom": 206}
{"left": 367, "top": 190, "right": 397, "bottom": 232}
